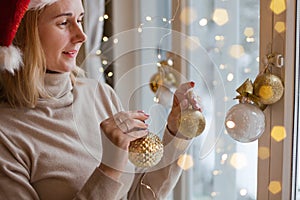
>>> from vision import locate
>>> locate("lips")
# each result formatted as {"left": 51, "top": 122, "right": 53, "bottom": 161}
{"left": 62, "top": 50, "right": 78, "bottom": 57}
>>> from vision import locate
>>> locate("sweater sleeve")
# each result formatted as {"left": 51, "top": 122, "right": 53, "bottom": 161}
{"left": 74, "top": 168, "right": 123, "bottom": 200}
{"left": 0, "top": 131, "right": 40, "bottom": 200}
{"left": 127, "top": 128, "right": 192, "bottom": 200}
{"left": 0, "top": 129, "right": 124, "bottom": 200}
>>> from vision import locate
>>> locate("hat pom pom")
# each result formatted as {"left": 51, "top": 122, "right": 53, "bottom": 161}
{"left": 0, "top": 45, "right": 23, "bottom": 74}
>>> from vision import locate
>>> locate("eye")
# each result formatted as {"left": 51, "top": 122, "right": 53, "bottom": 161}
{"left": 77, "top": 18, "right": 84, "bottom": 24}
{"left": 58, "top": 20, "right": 68, "bottom": 26}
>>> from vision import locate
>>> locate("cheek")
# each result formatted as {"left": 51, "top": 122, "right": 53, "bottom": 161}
{"left": 39, "top": 27, "right": 51, "bottom": 46}
{"left": 39, "top": 30, "right": 64, "bottom": 55}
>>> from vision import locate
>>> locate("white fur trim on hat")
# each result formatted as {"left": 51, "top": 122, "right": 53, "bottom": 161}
{"left": 0, "top": 45, "right": 23, "bottom": 74}
{"left": 28, "top": 0, "right": 58, "bottom": 10}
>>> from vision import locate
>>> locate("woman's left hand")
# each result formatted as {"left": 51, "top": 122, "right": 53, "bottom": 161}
{"left": 167, "top": 81, "right": 202, "bottom": 138}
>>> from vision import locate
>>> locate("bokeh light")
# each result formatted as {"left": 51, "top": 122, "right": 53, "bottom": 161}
{"left": 271, "top": 126, "right": 286, "bottom": 142}
{"left": 230, "top": 153, "right": 247, "bottom": 169}
{"left": 180, "top": 7, "right": 198, "bottom": 25}
{"left": 212, "top": 9, "right": 229, "bottom": 26}
{"left": 229, "top": 45, "right": 245, "bottom": 59}
{"left": 268, "top": 181, "right": 282, "bottom": 194}
{"left": 244, "top": 27, "right": 254, "bottom": 37}
{"left": 177, "top": 154, "right": 194, "bottom": 170}
{"left": 274, "top": 21, "right": 286, "bottom": 33}
{"left": 270, "top": 0, "right": 286, "bottom": 15}
{"left": 258, "top": 147, "right": 270, "bottom": 160}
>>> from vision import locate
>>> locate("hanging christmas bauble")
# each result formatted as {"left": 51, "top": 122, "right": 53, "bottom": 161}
{"left": 253, "top": 72, "right": 284, "bottom": 105}
{"left": 149, "top": 72, "right": 163, "bottom": 93}
{"left": 128, "top": 132, "right": 164, "bottom": 168}
{"left": 164, "top": 72, "right": 178, "bottom": 88}
{"left": 225, "top": 103, "right": 265, "bottom": 143}
{"left": 177, "top": 109, "right": 206, "bottom": 139}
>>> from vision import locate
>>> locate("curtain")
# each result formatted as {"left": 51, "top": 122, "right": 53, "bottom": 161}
{"left": 80, "top": 0, "right": 105, "bottom": 81}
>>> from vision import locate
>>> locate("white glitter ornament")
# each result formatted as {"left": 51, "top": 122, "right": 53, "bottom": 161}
{"left": 225, "top": 103, "right": 265, "bottom": 143}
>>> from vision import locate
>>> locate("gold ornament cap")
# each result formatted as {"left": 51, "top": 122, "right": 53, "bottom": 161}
{"left": 128, "top": 132, "right": 164, "bottom": 168}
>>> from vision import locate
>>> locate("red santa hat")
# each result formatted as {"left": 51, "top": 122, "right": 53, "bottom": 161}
{"left": 0, "top": 0, "right": 57, "bottom": 74}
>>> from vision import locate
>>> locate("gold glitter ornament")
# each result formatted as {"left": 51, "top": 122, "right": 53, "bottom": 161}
{"left": 253, "top": 72, "right": 284, "bottom": 105}
{"left": 128, "top": 132, "right": 164, "bottom": 168}
{"left": 149, "top": 60, "right": 178, "bottom": 94}
{"left": 149, "top": 72, "right": 163, "bottom": 93}
{"left": 178, "top": 109, "right": 206, "bottom": 139}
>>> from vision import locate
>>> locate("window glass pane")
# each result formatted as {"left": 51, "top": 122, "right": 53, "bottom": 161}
{"left": 183, "top": 0, "right": 260, "bottom": 199}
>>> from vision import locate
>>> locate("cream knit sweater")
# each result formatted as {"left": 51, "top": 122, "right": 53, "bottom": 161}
{"left": 0, "top": 72, "right": 190, "bottom": 200}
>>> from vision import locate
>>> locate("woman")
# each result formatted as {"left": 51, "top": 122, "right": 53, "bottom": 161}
{"left": 0, "top": 0, "right": 202, "bottom": 199}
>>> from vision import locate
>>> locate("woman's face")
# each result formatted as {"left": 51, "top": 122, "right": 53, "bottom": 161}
{"left": 38, "top": 0, "right": 86, "bottom": 73}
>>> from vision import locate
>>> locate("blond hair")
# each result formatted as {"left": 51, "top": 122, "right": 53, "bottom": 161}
{"left": 0, "top": 9, "right": 83, "bottom": 108}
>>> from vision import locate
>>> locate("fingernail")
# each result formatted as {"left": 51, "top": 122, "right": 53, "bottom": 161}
{"left": 138, "top": 110, "right": 150, "bottom": 117}
{"left": 194, "top": 103, "right": 201, "bottom": 109}
{"left": 190, "top": 81, "right": 195, "bottom": 87}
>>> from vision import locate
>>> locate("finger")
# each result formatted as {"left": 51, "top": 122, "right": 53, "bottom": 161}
{"left": 192, "top": 96, "right": 202, "bottom": 112}
{"left": 114, "top": 111, "right": 149, "bottom": 125}
{"left": 172, "top": 81, "right": 195, "bottom": 107}
{"left": 113, "top": 111, "right": 129, "bottom": 125}
{"left": 175, "top": 99, "right": 189, "bottom": 112}
{"left": 117, "top": 120, "right": 130, "bottom": 133}
{"left": 117, "top": 118, "right": 149, "bottom": 133}
{"left": 187, "top": 90, "right": 202, "bottom": 111}
{"left": 127, "top": 129, "right": 148, "bottom": 140}
{"left": 169, "top": 99, "right": 189, "bottom": 122}
{"left": 171, "top": 95, "right": 190, "bottom": 113}
{"left": 128, "top": 110, "right": 150, "bottom": 121}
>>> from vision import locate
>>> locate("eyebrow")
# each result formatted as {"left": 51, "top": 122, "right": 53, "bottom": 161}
{"left": 53, "top": 12, "right": 84, "bottom": 19}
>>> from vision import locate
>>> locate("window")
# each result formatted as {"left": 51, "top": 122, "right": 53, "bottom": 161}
{"left": 171, "top": 0, "right": 260, "bottom": 199}
{"left": 95, "top": 0, "right": 298, "bottom": 199}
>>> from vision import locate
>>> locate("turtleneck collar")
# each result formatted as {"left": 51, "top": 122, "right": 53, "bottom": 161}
{"left": 37, "top": 72, "right": 74, "bottom": 108}
{"left": 44, "top": 72, "right": 73, "bottom": 98}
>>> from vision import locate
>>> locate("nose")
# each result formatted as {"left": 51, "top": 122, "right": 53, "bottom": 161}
{"left": 72, "top": 24, "right": 87, "bottom": 44}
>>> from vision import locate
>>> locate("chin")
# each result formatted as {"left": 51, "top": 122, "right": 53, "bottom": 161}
{"left": 60, "top": 65, "right": 76, "bottom": 73}
{"left": 47, "top": 62, "right": 77, "bottom": 73}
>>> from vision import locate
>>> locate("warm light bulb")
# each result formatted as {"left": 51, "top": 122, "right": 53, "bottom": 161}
{"left": 225, "top": 103, "right": 265, "bottom": 142}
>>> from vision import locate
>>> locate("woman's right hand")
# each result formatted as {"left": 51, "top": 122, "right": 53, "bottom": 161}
{"left": 167, "top": 81, "right": 202, "bottom": 138}
{"left": 99, "top": 110, "right": 149, "bottom": 180}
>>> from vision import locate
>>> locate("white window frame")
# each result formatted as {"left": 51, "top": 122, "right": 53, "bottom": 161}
{"left": 257, "top": 0, "right": 297, "bottom": 199}
{"left": 293, "top": 1, "right": 300, "bottom": 199}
